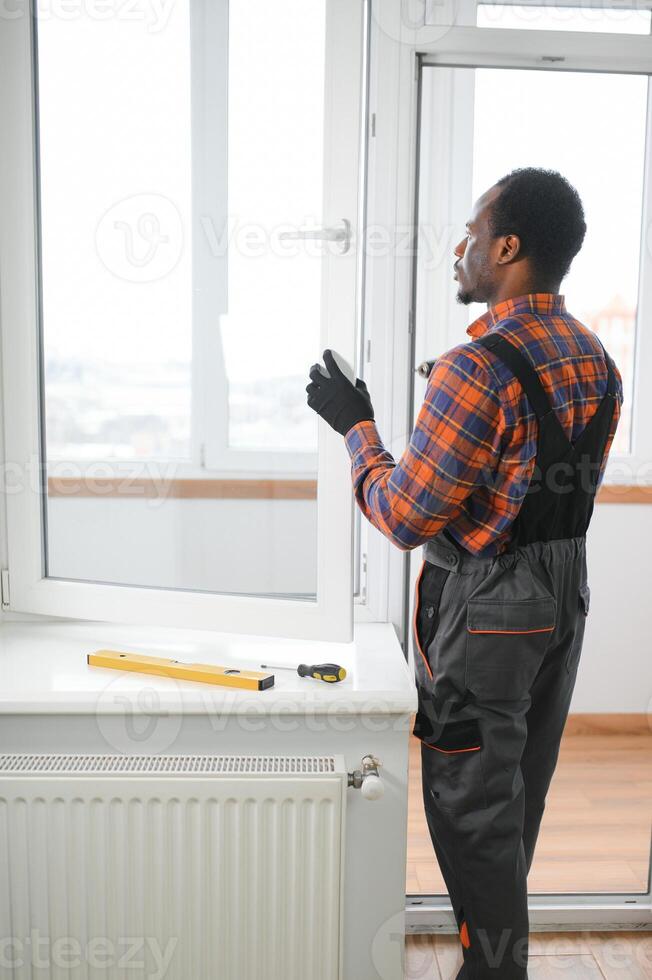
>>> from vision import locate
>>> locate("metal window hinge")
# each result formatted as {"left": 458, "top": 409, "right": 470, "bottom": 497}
{"left": 1, "top": 569, "right": 10, "bottom": 609}
{"left": 366, "top": 338, "right": 371, "bottom": 363}
{"left": 371, "top": 112, "right": 376, "bottom": 137}
{"left": 408, "top": 309, "right": 415, "bottom": 335}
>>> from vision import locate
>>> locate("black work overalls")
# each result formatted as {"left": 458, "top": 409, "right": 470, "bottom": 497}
{"left": 411, "top": 331, "right": 618, "bottom": 979}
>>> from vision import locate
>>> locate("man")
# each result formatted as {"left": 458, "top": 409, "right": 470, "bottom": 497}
{"left": 306, "top": 166, "right": 623, "bottom": 979}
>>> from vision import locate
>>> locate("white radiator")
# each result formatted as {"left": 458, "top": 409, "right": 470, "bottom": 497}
{"left": 0, "top": 754, "right": 347, "bottom": 980}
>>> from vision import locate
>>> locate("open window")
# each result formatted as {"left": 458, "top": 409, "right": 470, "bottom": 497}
{"left": 401, "top": 5, "right": 652, "bottom": 925}
{"left": 0, "top": 0, "right": 366, "bottom": 641}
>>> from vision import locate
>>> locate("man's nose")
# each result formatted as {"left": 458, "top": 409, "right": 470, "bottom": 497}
{"left": 454, "top": 238, "right": 466, "bottom": 258}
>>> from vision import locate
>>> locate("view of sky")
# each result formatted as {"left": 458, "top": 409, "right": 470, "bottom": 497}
{"left": 468, "top": 67, "right": 648, "bottom": 328}
{"left": 466, "top": 63, "right": 647, "bottom": 453}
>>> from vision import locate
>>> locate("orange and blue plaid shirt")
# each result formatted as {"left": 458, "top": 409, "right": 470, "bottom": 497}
{"left": 344, "top": 293, "right": 623, "bottom": 557}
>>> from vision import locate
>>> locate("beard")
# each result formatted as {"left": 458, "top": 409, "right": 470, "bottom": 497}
{"left": 455, "top": 286, "right": 475, "bottom": 305}
{"left": 455, "top": 258, "right": 493, "bottom": 305}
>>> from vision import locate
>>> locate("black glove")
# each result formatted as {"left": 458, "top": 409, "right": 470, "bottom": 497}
{"left": 306, "top": 349, "right": 375, "bottom": 437}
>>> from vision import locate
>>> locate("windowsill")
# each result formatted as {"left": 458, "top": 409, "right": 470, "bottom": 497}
{"left": 47, "top": 475, "right": 318, "bottom": 500}
{"left": 596, "top": 485, "right": 652, "bottom": 503}
{"left": 0, "top": 619, "right": 417, "bottom": 716}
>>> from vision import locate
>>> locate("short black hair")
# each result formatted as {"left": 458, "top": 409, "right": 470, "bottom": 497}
{"left": 488, "top": 167, "right": 586, "bottom": 283}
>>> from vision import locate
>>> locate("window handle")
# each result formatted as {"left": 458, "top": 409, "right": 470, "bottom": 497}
{"left": 415, "top": 359, "right": 436, "bottom": 378}
{"left": 278, "top": 218, "right": 351, "bottom": 254}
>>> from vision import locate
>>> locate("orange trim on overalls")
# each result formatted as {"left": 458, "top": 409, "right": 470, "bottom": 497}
{"left": 413, "top": 559, "right": 433, "bottom": 680}
{"left": 468, "top": 626, "right": 554, "bottom": 635}
{"left": 460, "top": 920, "right": 470, "bottom": 948}
{"left": 420, "top": 741, "right": 481, "bottom": 754}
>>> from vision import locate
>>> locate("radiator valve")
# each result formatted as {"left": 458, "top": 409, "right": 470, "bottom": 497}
{"left": 348, "top": 754, "right": 384, "bottom": 800}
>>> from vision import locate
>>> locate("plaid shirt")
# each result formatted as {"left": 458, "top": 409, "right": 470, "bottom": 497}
{"left": 344, "top": 293, "right": 624, "bottom": 557}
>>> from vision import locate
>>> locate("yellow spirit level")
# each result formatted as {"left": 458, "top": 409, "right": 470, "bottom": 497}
{"left": 87, "top": 649, "right": 274, "bottom": 690}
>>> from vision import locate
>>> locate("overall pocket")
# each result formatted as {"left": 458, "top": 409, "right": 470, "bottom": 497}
{"left": 465, "top": 596, "right": 556, "bottom": 700}
{"left": 413, "top": 560, "right": 452, "bottom": 681}
{"left": 565, "top": 582, "right": 590, "bottom": 675}
{"left": 420, "top": 716, "right": 488, "bottom": 814}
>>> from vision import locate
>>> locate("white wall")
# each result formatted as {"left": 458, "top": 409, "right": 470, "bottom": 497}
{"left": 572, "top": 501, "right": 652, "bottom": 713}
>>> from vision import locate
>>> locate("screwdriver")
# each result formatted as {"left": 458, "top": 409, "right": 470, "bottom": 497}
{"left": 259, "top": 662, "right": 347, "bottom": 683}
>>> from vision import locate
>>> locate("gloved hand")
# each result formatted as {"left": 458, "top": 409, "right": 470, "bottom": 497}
{"left": 306, "top": 349, "right": 375, "bottom": 437}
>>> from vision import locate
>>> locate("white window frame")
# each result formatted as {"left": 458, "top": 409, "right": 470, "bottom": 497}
{"left": 363, "top": 0, "right": 652, "bottom": 927}
{"left": 0, "top": 0, "right": 366, "bottom": 642}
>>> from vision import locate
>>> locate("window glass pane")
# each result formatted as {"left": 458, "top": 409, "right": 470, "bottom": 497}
{"left": 477, "top": 3, "right": 652, "bottom": 33}
{"left": 38, "top": 3, "right": 192, "bottom": 462}
{"left": 36, "top": 0, "right": 326, "bottom": 597}
{"left": 467, "top": 68, "right": 647, "bottom": 454}
{"left": 222, "top": 0, "right": 325, "bottom": 453}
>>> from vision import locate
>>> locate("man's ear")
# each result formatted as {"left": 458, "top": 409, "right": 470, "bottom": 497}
{"left": 497, "top": 233, "right": 521, "bottom": 265}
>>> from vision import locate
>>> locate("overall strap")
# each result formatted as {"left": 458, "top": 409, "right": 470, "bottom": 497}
{"left": 475, "top": 333, "right": 557, "bottom": 422}
{"left": 476, "top": 331, "right": 618, "bottom": 413}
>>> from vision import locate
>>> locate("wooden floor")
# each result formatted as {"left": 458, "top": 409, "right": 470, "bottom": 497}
{"left": 407, "top": 727, "right": 652, "bottom": 895}
{"left": 405, "top": 931, "right": 652, "bottom": 979}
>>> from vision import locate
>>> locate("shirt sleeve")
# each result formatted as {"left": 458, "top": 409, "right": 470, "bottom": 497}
{"left": 595, "top": 358, "right": 624, "bottom": 490}
{"left": 343, "top": 345, "right": 506, "bottom": 551}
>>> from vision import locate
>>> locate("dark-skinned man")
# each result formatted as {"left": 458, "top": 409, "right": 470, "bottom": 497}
{"left": 306, "top": 166, "right": 623, "bottom": 980}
